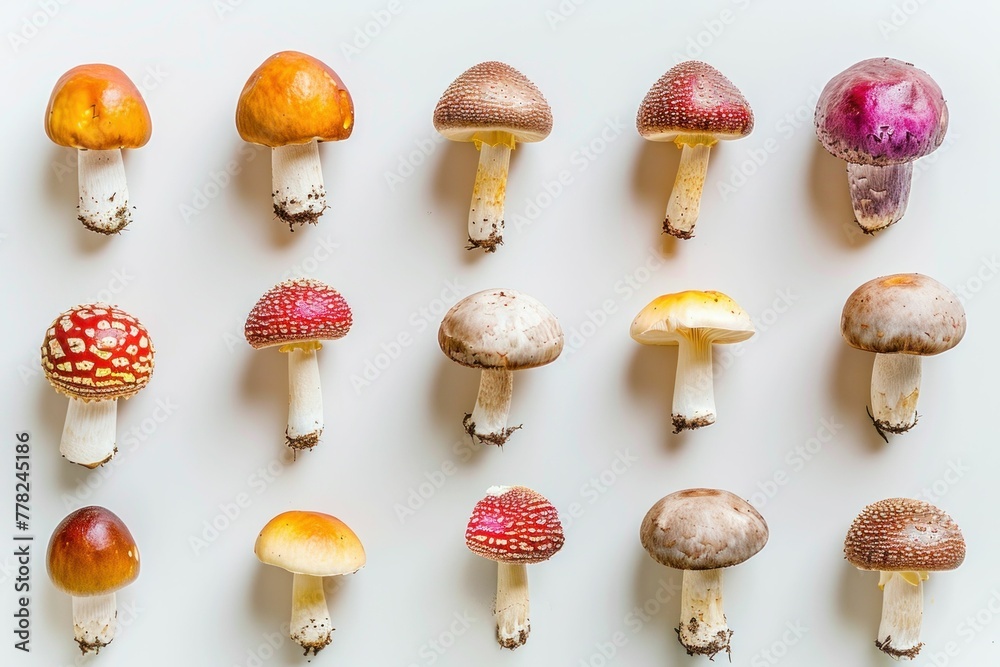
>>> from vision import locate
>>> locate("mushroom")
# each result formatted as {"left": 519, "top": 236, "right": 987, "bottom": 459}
{"left": 841, "top": 273, "right": 965, "bottom": 438}
{"left": 438, "top": 288, "right": 563, "bottom": 446}
{"left": 433, "top": 61, "right": 553, "bottom": 252}
{"left": 640, "top": 488, "right": 768, "bottom": 659}
{"left": 630, "top": 291, "right": 754, "bottom": 433}
{"left": 244, "top": 279, "right": 352, "bottom": 452}
{"left": 815, "top": 57, "right": 948, "bottom": 234}
{"left": 236, "top": 51, "right": 354, "bottom": 229}
{"left": 637, "top": 61, "right": 753, "bottom": 239}
{"left": 44, "top": 64, "right": 152, "bottom": 234}
{"left": 255, "top": 510, "right": 366, "bottom": 656}
{"left": 845, "top": 498, "right": 965, "bottom": 660}
{"left": 41, "top": 303, "right": 155, "bottom": 467}
{"left": 466, "top": 485, "right": 564, "bottom": 649}
{"left": 47, "top": 506, "right": 140, "bottom": 654}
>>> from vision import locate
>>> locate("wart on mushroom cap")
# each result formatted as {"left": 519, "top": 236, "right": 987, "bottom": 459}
{"left": 815, "top": 57, "right": 948, "bottom": 234}
{"left": 438, "top": 288, "right": 563, "bottom": 446}
{"left": 45, "top": 64, "right": 152, "bottom": 235}
{"left": 841, "top": 273, "right": 965, "bottom": 438}
{"left": 845, "top": 498, "right": 965, "bottom": 660}
{"left": 236, "top": 51, "right": 354, "bottom": 229}
{"left": 433, "top": 61, "right": 553, "bottom": 252}
{"left": 637, "top": 61, "right": 753, "bottom": 239}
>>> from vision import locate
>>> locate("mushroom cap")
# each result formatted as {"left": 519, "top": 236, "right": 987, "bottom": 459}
{"left": 236, "top": 51, "right": 354, "bottom": 148}
{"left": 845, "top": 498, "right": 965, "bottom": 572}
{"left": 47, "top": 506, "right": 140, "bottom": 597}
{"left": 45, "top": 64, "right": 152, "bottom": 151}
{"left": 841, "top": 273, "right": 966, "bottom": 356}
{"left": 640, "top": 488, "right": 768, "bottom": 570}
{"left": 433, "top": 61, "right": 553, "bottom": 143}
{"left": 815, "top": 57, "right": 948, "bottom": 166}
{"left": 244, "top": 279, "right": 353, "bottom": 350}
{"left": 254, "top": 510, "right": 366, "bottom": 577}
{"left": 630, "top": 291, "right": 755, "bottom": 346}
{"left": 466, "top": 485, "right": 565, "bottom": 565}
{"left": 41, "top": 303, "right": 155, "bottom": 402}
{"left": 637, "top": 61, "right": 753, "bottom": 141}
{"left": 438, "top": 288, "right": 563, "bottom": 370}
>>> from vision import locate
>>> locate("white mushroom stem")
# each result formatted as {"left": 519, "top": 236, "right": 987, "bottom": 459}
{"left": 876, "top": 571, "right": 926, "bottom": 659}
{"left": 72, "top": 592, "right": 117, "bottom": 654}
{"left": 77, "top": 149, "right": 131, "bottom": 234}
{"left": 290, "top": 573, "right": 333, "bottom": 656}
{"left": 272, "top": 140, "right": 327, "bottom": 228}
{"left": 847, "top": 162, "right": 913, "bottom": 234}
{"left": 467, "top": 141, "right": 512, "bottom": 252}
{"left": 664, "top": 141, "right": 714, "bottom": 239}
{"left": 495, "top": 562, "right": 529, "bottom": 649}
{"left": 672, "top": 334, "right": 716, "bottom": 433}
{"left": 677, "top": 569, "right": 732, "bottom": 657}
{"left": 870, "top": 353, "right": 922, "bottom": 434}
{"left": 61, "top": 398, "right": 117, "bottom": 468}
{"left": 283, "top": 343, "right": 324, "bottom": 451}
{"left": 466, "top": 368, "right": 516, "bottom": 446}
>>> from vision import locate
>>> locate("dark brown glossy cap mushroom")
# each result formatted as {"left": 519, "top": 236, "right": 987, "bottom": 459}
{"left": 47, "top": 506, "right": 140, "bottom": 596}
{"left": 845, "top": 498, "right": 965, "bottom": 572}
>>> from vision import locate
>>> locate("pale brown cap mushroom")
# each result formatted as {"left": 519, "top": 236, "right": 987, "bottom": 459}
{"left": 845, "top": 498, "right": 965, "bottom": 573}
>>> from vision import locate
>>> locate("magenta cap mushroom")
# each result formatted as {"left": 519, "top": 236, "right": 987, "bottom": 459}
{"left": 245, "top": 279, "right": 352, "bottom": 452}
{"left": 637, "top": 61, "right": 753, "bottom": 239}
{"left": 815, "top": 57, "right": 948, "bottom": 234}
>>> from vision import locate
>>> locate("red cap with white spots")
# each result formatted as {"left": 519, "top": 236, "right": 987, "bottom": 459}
{"left": 244, "top": 279, "right": 353, "bottom": 350}
{"left": 466, "top": 485, "right": 564, "bottom": 564}
{"left": 41, "top": 304, "right": 154, "bottom": 401}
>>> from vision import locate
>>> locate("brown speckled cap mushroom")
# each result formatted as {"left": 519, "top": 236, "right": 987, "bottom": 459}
{"left": 637, "top": 61, "right": 753, "bottom": 239}
{"left": 841, "top": 273, "right": 965, "bottom": 439}
{"left": 640, "top": 488, "right": 768, "bottom": 659}
{"left": 433, "top": 61, "right": 553, "bottom": 252}
{"left": 845, "top": 498, "right": 965, "bottom": 660}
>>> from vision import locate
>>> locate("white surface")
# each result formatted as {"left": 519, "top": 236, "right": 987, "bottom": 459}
{"left": 2, "top": 1, "right": 998, "bottom": 665}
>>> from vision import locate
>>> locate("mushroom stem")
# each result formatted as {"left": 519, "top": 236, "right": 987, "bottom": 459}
{"left": 466, "top": 368, "right": 517, "bottom": 446}
{"left": 672, "top": 334, "right": 716, "bottom": 432}
{"left": 495, "top": 562, "right": 529, "bottom": 649}
{"left": 290, "top": 573, "right": 333, "bottom": 656}
{"left": 677, "top": 568, "right": 731, "bottom": 658}
{"left": 77, "top": 149, "right": 131, "bottom": 234}
{"left": 870, "top": 353, "right": 922, "bottom": 434}
{"left": 467, "top": 138, "right": 513, "bottom": 252}
{"left": 283, "top": 343, "right": 324, "bottom": 451}
{"left": 71, "top": 592, "right": 117, "bottom": 654}
{"left": 847, "top": 162, "right": 913, "bottom": 234}
{"left": 60, "top": 398, "right": 117, "bottom": 468}
{"left": 272, "top": 140, "right": 327, "bottom": 228}
{"left": 876, "top": 571, "right": 926, "bottom": 659}
{"left": 664, "top": 140, "right": 713, "bottom": 239}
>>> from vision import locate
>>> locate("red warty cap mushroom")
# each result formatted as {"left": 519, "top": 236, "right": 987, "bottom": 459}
{"left": 47, "top": 506, "right": 140, "bottom": 654}
{"left": 245, "top": 279, "right": 352, "bottom": 452}
{"left": 41, "top": 304, "right": 154, "bottom": 468}
{"left": 466, "top": 485, "right": 565, "bottom": 649}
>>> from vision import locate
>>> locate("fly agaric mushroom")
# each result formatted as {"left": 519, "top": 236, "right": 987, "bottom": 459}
{"left": 47, "top": 506, "right": 140, "bottom": 654}
{"left": 245, "top": 279, "right": 352, "bottom": 451}
{"left": 630, "top": 291, "right": 754, "bottom": 433}
{"left": 841, "top": 274, "right": 965, "bottom": 438}
{"left": 433, "top": 61, "right": 553, "bottom": 252}
{"left": 438, "top": 288, "right": 563, "bottom": 446}
{"left": 45, "top": 64, "right": 152, "bottom": 234}
{"left": 236, "top": 51, "right": 354, "bottom": 229}
{"left": 466, "top": 485, "right": 564, "bottom": 649}
{"left": 41, "top": 304, "right": 155, "bottom": 467}
{"left": 816, "top": 57, "right": 948, "bottom": 234}
{"left": 641, "top": 489, "right": 768, "bottom": 659}
{"left": 255, "top": 511, "right": 366, "bottom": 656}
{"left": 637, "top": 61, "right": 753, "bottom": 239}
{"left": 845, "top": 498, "right": 965, "bottom": 660}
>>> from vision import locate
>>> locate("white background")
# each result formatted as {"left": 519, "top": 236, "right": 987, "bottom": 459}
{"left": 1, "top": 1, "right": 998, "bottom": 666}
